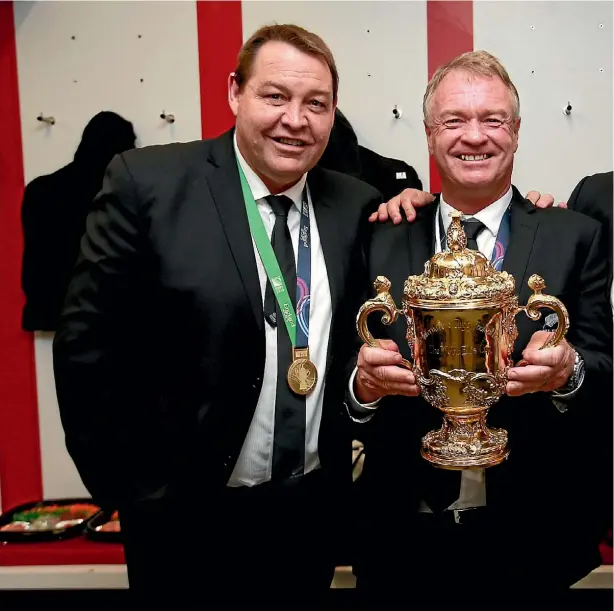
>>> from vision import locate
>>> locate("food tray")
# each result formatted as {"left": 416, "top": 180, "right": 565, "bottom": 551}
{"left": 0, "top": 498, "right": 102, "bottom": 543}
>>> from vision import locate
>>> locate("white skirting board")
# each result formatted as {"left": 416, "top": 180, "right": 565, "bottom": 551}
{"left": 0, "top": 564, "right": 610, "bottom": 591}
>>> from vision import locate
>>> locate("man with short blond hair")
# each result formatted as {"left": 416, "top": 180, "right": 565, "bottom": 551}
{"left": 351, "top": 50, "right": 611, "bottom": 604}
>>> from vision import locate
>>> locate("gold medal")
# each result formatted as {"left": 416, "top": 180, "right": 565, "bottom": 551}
{"left": 287, "top": 347, "right": 318, "bottom": 396}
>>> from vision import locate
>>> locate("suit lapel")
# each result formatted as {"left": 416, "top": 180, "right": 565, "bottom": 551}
{"left": 408, "top": 197, "right": 439, "bottom": 275}
{"left": 307, "top": 169, "right": 344, "bottom": 374}
{"left": 502, "top": 187, "right": 540, "bottom": 301}
{"left": 205, "top": 131, "right": 264, "bottom": 332}
{"left": 307, "top": 168, "right": 344, "bottom": 317}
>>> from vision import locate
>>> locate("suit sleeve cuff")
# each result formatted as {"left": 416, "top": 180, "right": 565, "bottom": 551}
{"left": 346, "top": 367, "right": 381, "bottom": 422}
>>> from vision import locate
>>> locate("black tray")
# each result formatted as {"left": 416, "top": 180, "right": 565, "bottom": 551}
{"left": 85, "top": 509, "right": 121, "bottom": 543}
{"left": 0, "top": 497, "right": 102, "bottom": 543}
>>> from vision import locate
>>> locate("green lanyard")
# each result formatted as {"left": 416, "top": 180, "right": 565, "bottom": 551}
{"left": 237, "top": 160, "right": 299, "bottom": 346}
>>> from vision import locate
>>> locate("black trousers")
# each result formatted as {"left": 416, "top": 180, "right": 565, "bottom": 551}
{"left": 120, "top": 469, "right": 339, "bottom": 608}
{"left": 354, "top": 509, "right": 596, "bottom": 609}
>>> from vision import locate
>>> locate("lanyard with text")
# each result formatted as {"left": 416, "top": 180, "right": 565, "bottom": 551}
{"left": 437, "top": 205, "right": 511, "bottom": 271}
{"left": 237, "top": 160, "right": 317, "bottom": 396}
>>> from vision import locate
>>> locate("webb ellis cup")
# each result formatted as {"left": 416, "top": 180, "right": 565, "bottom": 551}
{"left": 357, "top": 212, "right": 570, "bottom": 470}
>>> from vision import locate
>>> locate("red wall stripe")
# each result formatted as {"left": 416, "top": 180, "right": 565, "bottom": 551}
{"left": 196, "top": 0, "right": 243, "bottom": 139}
{"left": 426, "top": 0, "right": 474, "bottom": 193}
{"left": 0, "top": 1, "right": 43, "bottom": 510}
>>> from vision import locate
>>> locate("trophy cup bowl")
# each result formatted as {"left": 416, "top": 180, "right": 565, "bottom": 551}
{"left": 356, "top": 212, "right": 570, "bottom": 470}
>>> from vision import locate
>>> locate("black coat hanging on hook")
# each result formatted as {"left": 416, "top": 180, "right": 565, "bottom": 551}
{"left": 21, "top": 111, "right": 137, "bottom": 331}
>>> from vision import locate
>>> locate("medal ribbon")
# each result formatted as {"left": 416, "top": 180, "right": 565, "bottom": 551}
{"left": 238, "top": 160, "right": 311, "bottom": 348}
{"left": 438, "top": 205, "right": 511, "bottom": 270}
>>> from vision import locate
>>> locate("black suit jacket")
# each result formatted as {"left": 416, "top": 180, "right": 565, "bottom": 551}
{"left": 52, "top": 129, "right": 380, "bottom": 510}
{"left": 357, "top": 187, "right": 612, "bottom": 584}
{"left": 567, "top": 171, "right": 613, "bottom": 293}
{"left": 567, "top": 170, "right": 614, "bottom": 533}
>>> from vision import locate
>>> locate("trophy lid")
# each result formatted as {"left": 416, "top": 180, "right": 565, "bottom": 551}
{"left": 404, "top": 210, "right": 515, "bottom": 306}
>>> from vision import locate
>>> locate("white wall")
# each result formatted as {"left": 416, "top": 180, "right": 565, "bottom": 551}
{"left": 14, "top": 0, "right": 202, "bottom": 499}
{"left": 474, "top": 0, "right": 613, "bottom": 201}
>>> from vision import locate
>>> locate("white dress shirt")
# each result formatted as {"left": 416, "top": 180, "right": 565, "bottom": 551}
{"left": 227, "top": 137, "right": 332, "bottom": 487}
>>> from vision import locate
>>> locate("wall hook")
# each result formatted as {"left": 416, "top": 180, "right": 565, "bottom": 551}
{"left": 160, "top": 111, "right": 175, "bottom": 124}
{"left": 37, "top": 113, "right": 56, "bottom": 126}
{"left": 563, "top": 102, "right": 572, "bottom": 116}
{"left": 392, "top": 105, "right": 403, "bottom": 119}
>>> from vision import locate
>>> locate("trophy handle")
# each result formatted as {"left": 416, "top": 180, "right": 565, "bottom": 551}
{"left": 356, "top": 276, "right": 412, "bottom": 370}
{"left": 516, "top": 274, "right": 570, "bottom": 350}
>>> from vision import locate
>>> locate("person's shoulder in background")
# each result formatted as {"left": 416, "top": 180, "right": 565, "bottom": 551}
{"left": 316, "top": 107, "right": 425, "bottom": 214}
{"left": 567, "top": 171, "right": 613, "bottom": 217}
{"left": 358, "top": 145, "right": 422, "bottom": 202}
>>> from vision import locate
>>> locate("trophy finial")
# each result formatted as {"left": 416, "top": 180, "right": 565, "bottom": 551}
{"left": 447, "top": 211, "right": 467, "bottom": 252}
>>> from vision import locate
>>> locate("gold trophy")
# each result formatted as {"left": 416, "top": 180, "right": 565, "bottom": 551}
{"left": 357, "top": 212, "right": 569, "bottom": 470}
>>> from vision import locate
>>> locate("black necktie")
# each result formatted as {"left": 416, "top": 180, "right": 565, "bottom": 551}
{"left": 422, "top": 466, "right": 464, "bottom": 513}
{"left": 263, "top": 195, "right": 306, "bottom": 481}
{"left": 263, "top": 195, "right": 295, "bottom": 328}
{"left": 460, "top": 218, "right": 486, "bottom": 251}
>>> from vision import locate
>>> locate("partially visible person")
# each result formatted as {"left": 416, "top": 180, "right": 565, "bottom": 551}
{"left": 317, "top": 107, "right": 362, "bottom": 178}
{"left": 566, "top": 170, "right": 614, "bottom": 544}
{"left": 358, "top": 146, "right": 422, "bottom": 202}
{"left": 566, "top": 171, "right": 613, "bottom": 306}
{"left": 21, "top": 111, "right": 136, "bottom": 331}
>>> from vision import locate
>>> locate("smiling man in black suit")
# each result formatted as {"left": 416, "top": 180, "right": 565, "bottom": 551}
{"left": 53, "top": 24, "right": 383, "bottom": 606}
{"left": 350, "top": 50, "right": 612, "bottom": 605}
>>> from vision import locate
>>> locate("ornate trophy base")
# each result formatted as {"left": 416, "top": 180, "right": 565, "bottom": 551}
{"left": 421, "top": 412, "right": 509, "bottom": 470}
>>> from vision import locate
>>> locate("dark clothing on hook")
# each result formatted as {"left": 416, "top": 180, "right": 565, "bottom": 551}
{"left": 21, "top": 111, "right": 136, "bottom": 331}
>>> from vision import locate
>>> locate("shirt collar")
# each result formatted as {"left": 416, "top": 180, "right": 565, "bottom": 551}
{"left": 233, "top": 132, "right": 306, "bottom": 212}
{"left": 440, "top": 186, "right": 513, "bottom": 237}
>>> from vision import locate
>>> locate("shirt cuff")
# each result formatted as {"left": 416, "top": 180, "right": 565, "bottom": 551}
{"left": 346, "top": 367, "right": 381, "bottom": 423}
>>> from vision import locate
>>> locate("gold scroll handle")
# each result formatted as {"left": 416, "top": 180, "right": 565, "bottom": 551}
{"left": 356, "top": 276, "right": 412, "bottom": 370}
{"left": 516, "top": 274, "right": 570, "bottom": 355}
